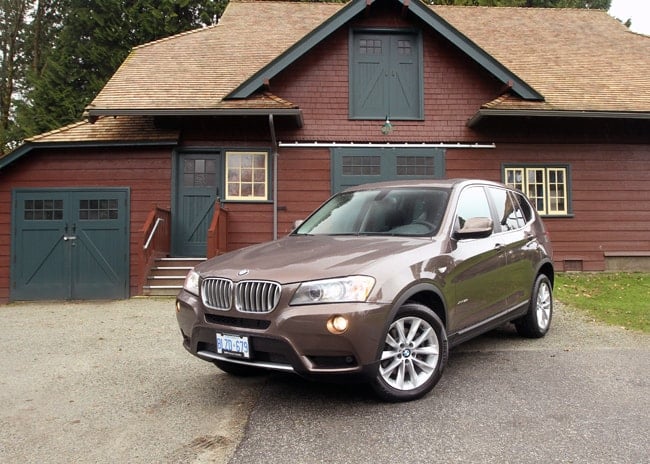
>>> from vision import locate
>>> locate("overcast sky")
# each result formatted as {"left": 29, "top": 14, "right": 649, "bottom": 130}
{"left": 609, "top": 0, "right": 650, "bottom": 35}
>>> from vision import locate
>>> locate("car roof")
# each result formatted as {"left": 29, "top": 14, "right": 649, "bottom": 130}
{"left": 343, "top": 178, "right": 507, "bottom": 192}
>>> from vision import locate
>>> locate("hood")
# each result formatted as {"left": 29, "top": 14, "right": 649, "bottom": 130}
{"left": 195, "top": 235, "right": 436, "bottom": 284}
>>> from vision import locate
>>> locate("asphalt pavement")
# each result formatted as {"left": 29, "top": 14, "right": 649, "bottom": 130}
{"left": 1, "top": 298, "right": 648, "bottom": 463}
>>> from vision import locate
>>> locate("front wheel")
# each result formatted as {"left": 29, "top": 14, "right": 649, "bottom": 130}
{"left": 371, "top": 303, "right": 448, "bottom": 402}
{"left": 515, "top": 274, "right": 553, "bottom": 338}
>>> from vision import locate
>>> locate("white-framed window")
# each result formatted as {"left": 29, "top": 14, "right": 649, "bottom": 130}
{"left": 225, "top": 151, "right": 268, "bottom": 201}
{"left": 504, "top": 166, "right": 569, "bottom": 216}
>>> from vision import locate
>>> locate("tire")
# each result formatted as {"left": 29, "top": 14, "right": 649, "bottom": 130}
{"left": 515, "top": 274, "right": 553, "bottom": 338}
{"left": 213, "top": 359, "right": 266, "bottom": 377}
{"left": 371, "top": 303, "right": 448, "bottom": 402}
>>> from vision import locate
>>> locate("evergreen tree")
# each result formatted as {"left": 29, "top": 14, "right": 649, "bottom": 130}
{"left": 14, "top": 0, "right": 225, "bottom": 142}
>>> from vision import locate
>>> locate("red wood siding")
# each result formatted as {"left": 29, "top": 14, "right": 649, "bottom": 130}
{"left": 0, "top": 147, "right": 172, "bottom": 301}
{"left": 272, "top": 9, "right": 500, "bottom": 143}
{"left": 217, "top": 148, "right": 331, "bottom": 251}
{"left": 446, "top": 144, "right": 650, "bottom": 271}
{"left": 277, "top": 147, "right": 331, "bottom": 236}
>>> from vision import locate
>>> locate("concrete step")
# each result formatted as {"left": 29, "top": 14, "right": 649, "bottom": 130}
{"left": 144, "top": 257, "right": 205, "bottom": 296}
{"left": 142, "top": 285, "right": 182, "bottom": 297}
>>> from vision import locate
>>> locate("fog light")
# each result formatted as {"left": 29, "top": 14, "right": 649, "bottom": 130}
{"left": 327, "top": 315, "right": 349, "bottom": 334}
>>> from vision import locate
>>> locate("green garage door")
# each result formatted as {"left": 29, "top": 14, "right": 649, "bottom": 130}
{"left": 332, "top": 147, "right": 446, "bottom": 193}
{"left": 11, "top": 189, "right": 129, "bottom": 300}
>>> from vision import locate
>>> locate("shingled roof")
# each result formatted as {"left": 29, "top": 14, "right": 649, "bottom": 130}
{"left": 85, "top": 0, "right": 650, "bottom": 119}
{"left": 432, "top": 5, "right": 650, "bottom": 115}
{"left": 0, "top": 116, "right": 178, "bottom": 169}
{"left": 85, "top": 1, "right": 344, "bottom": 116}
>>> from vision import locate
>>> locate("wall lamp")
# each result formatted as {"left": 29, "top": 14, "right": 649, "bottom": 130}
{"left": 381, "top": 115, "right": 393, "bottom": 135}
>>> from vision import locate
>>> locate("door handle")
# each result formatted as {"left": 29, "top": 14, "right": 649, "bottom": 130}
{"left": 63, "top": 235, "right": 77, "bottom": 241}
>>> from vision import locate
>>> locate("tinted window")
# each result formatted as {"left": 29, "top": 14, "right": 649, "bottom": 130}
{"left": 455, "top": 186, "right": 491, "bottom": 230}
{"left": 512, "top": 191, "right": 533, "bottom": 224}
{"left": 488, "top": 187, "right": 522, "bottom": 232}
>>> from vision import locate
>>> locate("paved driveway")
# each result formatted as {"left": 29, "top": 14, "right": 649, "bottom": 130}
{"left": 1, "top": 299, "right": 648, "bottom": 463}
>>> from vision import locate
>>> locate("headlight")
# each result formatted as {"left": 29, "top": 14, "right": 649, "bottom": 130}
{"left": 290, "top": 276, "right": 375, "bottom": 305}
{"left": 183, "top": 269, "right": 200, "bottom": 296}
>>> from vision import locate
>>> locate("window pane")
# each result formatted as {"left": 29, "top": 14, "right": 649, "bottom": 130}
{"left": 79, "top": 198, "right": 118, "bottom": 221}
{"left": 24, "top": 198, "right": 64, "bottom": 221}
{"left": 504, "top": 166, "right": 569, "bottom": 216}
{"left": 342, "top": 155, "right": 380, "bottom": 176}
{"left": 226, "top": 152, "right": 268, "bottom": 200}
{"left": 396, "top": 156, "right": 435, "bottom": 176}
{"left": 546, "top": 168, "right": 567, "bottom": 214}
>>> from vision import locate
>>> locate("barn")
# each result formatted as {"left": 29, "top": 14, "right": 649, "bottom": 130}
{"left": 1, "top": 0, "right": 649, "bottom": 302}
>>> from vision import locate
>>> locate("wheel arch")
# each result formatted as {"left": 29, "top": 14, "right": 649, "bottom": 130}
{"left": 386, "top": 282, "right": 448, "bottom": 331}
{"left": 537, "top": 259, "right": 555, "bottom": 288}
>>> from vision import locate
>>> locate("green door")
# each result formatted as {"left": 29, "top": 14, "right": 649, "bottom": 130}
{"left": 172, "top": 153, "right": 221, "bottom": 257}
{"left": 11, "top": 189, "right": 129, "bottom": 300}
{"left": 350, "top": 31, "right": 422, "bottom": 119}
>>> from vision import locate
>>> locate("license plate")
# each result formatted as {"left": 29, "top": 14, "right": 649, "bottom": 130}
{"left": 216, "top": 333, "right": 250, "bottom": 359}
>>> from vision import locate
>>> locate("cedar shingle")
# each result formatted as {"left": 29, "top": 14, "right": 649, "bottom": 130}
{"left": 86, "top": 1, "right": 650, "bottom": 115}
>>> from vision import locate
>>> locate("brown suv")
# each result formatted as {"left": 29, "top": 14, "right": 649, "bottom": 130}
{"left": 175, "top": 179, "right": 554, "bottom": 401}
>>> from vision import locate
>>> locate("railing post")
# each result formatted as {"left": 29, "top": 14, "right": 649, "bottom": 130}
{"left": 207, "top": 201, "right": 227, "bottom": 258}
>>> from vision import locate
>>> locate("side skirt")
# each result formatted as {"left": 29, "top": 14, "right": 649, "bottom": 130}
{"left": 447, "top": 301, "right": 528, "bottom": 348}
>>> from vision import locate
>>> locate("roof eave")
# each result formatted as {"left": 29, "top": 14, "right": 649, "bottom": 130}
{"left": 85, "top": 108, "right": 304, "bottom": 127}
{"left": 0, "top": 139, "right": 178, "bottom": 171}
{"left": 468, "top": 108, "right": 650, "bottom": 127}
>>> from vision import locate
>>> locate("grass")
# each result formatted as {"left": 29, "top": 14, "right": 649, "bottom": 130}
{"left": 555, "top": 272, "right": 650, "bottom": 333}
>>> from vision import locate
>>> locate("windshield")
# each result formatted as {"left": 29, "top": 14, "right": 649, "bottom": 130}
{"left": 294, "top": 188, "right": 449, "bottom": 236}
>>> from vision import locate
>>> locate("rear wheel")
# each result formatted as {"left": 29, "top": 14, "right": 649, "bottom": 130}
{"left": 371, "top": 303, "right": 448, "bottom": 402}
{"left": 515, "top": 274, "right": 553, "bottom": 338}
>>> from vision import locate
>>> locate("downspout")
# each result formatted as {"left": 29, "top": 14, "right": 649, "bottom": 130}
{"left": 269, "top": 114, "right": 279, "bottom": 240}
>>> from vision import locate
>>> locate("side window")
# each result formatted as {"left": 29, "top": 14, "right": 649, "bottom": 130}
{"left": 511, "top": 191, "right": 533, "bottom": 224}
{"left": 455, "top": 186, "right": 492, "bottom": 230}
{"left": 488, "top": 187, "right": 522, "bottom": 232}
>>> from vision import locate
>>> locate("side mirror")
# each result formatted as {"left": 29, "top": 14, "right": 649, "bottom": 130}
{"left": 292, "top": 219, "right": 304, "bottom": 231}
{"left": 454, "top": 217, "right": 493, "bottom": 240}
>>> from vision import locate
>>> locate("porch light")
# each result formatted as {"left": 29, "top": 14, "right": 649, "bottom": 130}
{"left": 381, "top": 115, "right": 393, "bottom": 135}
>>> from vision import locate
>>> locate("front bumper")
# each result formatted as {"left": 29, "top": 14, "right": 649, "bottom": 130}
{"left": 175, "top": 289, "right": 392, "bottom": 381}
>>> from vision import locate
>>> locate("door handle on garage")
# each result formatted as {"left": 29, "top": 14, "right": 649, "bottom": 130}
{"left": 63, "top": 235, "right": 77, "bottom": 241}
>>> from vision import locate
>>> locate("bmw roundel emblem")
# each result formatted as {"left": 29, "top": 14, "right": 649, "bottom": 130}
{"left": 238, "top": 269, "right": 250, "bottom": 276}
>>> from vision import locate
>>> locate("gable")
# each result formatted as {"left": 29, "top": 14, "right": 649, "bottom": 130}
{"left": 84, "top": 0, "right": 650, "bottom": 121}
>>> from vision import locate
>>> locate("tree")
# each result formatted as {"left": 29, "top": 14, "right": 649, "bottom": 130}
{"left": 12, "top": 0, "right": 226, "bottom": 149}
{"left": 0, "top": 0, "right": 29, "bottom": 154}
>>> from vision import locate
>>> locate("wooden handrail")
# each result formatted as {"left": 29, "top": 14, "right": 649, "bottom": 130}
{"left": 207, "top": 201, "right": 228, "bottom": 258}
{"left": 137, "top": 206, "right": 171, "bottom": 294}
